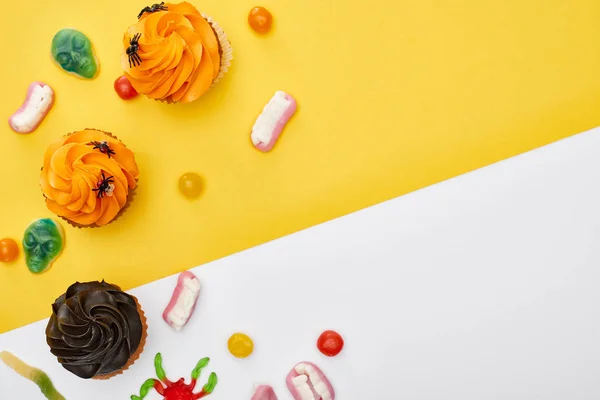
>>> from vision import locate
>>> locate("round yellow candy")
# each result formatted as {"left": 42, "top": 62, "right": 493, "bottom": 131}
{"left": 228, "top": 333, "right": 254, "bottom": 358}
{"left": 178, "top": 172, "right": 204, "bottom": 199}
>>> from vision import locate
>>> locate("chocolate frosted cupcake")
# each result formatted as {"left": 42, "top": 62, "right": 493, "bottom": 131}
{"left": 45, "top": 281, "right": 147, "bottom": 379}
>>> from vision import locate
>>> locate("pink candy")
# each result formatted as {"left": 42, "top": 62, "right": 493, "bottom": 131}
{"left": 9, "top": 82, "right": 54, "bottom": 133}
{"left": 250, "top": 91, "right": 297, "bottom": 152}
{"left": 162, "top": 271, "right": 201, "bottom": 331}
{"left": 251, "top": 385, "right": 278, "bottom": 400}
{"left": 286, "top": 362, "right": 335, "bottom": 400}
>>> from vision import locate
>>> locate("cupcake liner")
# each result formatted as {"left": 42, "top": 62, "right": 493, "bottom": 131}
{"left": 203, "top": 14, "right": 233, "bottom": 85}
{"left": 42, "top": 129, "right": 139, "bottom": 229}
{"left": 92, "top": 295, "right": 147, "bottom": 380}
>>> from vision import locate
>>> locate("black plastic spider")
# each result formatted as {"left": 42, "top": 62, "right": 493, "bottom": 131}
{"left": 127, "top": 33, "right": 142, "bottom": 68}
{"left": 138, "top": 2, "right": 168, "bottom": 19}
{"left": 92, "top": 172, "right": 115, "bottom": 199}
{"left": 88, "top": 140, "right": 115, "bottom": 158}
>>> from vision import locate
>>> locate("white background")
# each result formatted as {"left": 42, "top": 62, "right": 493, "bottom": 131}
{"left": 1, "top": 128, "right": 600, "bottom": 399}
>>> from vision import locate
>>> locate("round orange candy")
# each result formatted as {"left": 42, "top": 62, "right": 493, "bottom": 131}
{"left": 178, "top": 173, "right": 204, "bottom": 199}
{"left": 228, "top": 333, "right": 254, "bottom": 358}
{"left": 248, "top": 6, "right": 273, "bottom": 34}
{"left": 0, "top": 238, "right": 19, "bottom": 263}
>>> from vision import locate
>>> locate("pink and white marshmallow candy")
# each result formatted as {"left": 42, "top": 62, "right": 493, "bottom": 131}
{"left": 251, "top": 385, "right": 278, "bottom": 400}
{"left": 162, "top": 271, "right": 201, "bottom": 331}
{"left": 9, "top": 82, "right": 54, "bottom": 133}
{"left": 250, "top": 91, "right": 297, "bottom": 152}
{"left": 286, "top": 362, "right": 335, "bottom": 400}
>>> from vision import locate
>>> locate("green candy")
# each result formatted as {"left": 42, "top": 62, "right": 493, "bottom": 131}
{"left": 51, "top": 28, "right": 99, "bottom": 79}
{"left": 202, "top": 373, "right": 218, "bottom": 394}
{"left": 22, "top": 218, "right": 65, "bottom": 274}
{"left": 0, "top": 351, "right": 65, "bottom": 400}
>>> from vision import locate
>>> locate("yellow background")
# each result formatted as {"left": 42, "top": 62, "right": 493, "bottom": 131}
{"left": 1, "top": 0, "right": 600, "bottom": 333}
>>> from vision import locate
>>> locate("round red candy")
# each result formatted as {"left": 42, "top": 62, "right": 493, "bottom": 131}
{"left": 317, "top": 330, "right": 344, "bottom": 357}
{"left": 114, "top": 75, "right": 138, "bottom": 100}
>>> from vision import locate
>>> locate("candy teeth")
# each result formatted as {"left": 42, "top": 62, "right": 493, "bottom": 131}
{"left": 162, "top": 271, "right": 201, "bottom": 331}
{"left": 286, "top": 362, "right": 335, "bottom": 400}
{"left": 251, "top": 384, "right": 278, "bottom": 400}
{"left": 250, "top": 91, "right": 297, "bottom": 152}
{"left": 9, "top": 82, "right": 54, "bottom": 133}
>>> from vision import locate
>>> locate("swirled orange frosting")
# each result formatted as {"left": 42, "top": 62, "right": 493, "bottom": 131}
{"left": 40, "top": 130, "right": 139, "bottom": 227}
{"left": 122, "top": 2, "right": 221, "bottom": 103}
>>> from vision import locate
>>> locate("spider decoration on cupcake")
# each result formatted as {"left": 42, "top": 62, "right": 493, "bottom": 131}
{"left": 127, "top": 33, "right": 143, "bottom": 68}
{"left": 131, "top": 353, "right": 218, "bottom": 400}
{"left": 93, "top": 172, "right": 115, "bottom": 198}
{"left": 138, "top": 2, "right": 168, "bottom": 19}
{"left": 88, "top": 140, "right": 115, "bottom": 158}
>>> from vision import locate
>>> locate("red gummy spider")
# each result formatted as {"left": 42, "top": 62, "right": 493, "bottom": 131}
{"left": 131, "top": 353, "right": 218, "bottom": 400}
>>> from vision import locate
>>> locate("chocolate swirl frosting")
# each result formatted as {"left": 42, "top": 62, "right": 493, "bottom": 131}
{"left": 45, "top": 281, "right": 143, "bottom": 379}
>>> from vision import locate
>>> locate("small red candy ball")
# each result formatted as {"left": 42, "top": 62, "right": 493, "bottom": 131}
{"left": 114, "top": 75, "right": 138, "bottom": 100}
{"left": 317, "top": 330, "right": 344, "bottom": 357}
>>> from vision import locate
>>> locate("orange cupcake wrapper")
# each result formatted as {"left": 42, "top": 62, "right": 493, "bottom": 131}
{"left": 92, "top": 295, "right": 147, "bottom": 380}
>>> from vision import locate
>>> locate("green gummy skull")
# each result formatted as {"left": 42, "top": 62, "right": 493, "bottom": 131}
{"left": 51, "top": 29, "right": 99, "bottom": 79}
{"left": 23, "top": 219, "right": 65, "bottom": 274}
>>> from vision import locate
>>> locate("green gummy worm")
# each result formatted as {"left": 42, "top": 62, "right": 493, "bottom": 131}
{"left": 0, "top": 351, "right": 66, "bottom": 400}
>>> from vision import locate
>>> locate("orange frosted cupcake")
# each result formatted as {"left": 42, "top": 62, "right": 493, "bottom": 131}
{"left": 40, "top": 129, "right": 139, "bottom": 228}
{"left": 122, "top": 1, "right": 232, "bottom": 104}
